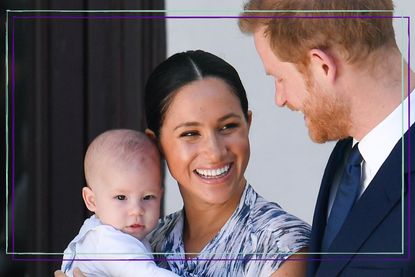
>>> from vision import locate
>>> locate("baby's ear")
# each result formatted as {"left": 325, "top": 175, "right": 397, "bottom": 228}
{"left": 144, "top": 128, "right": 157, "bottom": 141}
{"left": 145, "top": 128, "right": 165, "bottom": 156}
{"left": 82, "top": 186, "right": 96, "bottom": 212}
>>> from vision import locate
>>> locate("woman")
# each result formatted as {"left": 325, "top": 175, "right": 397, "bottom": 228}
{"left": 144, "top": 50, "right": 309, "bottom": 276}
{"left": 56, "top": 50, "right": 310, "bottom": 277}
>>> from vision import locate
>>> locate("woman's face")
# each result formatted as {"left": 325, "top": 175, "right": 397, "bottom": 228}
{"left": 159, "top": 77, "right": 251, "bottom": 206}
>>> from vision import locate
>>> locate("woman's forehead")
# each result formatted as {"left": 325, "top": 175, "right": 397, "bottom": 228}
{"left": 164, "top": 78, "right": 243, "bottom": 118}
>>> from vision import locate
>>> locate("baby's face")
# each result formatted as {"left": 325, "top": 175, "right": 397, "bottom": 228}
{"left": 92, "top": 160, "right": 162, "bottom": 240}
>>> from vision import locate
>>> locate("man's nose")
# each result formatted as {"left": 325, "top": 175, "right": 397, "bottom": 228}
{"left": 274, "top": 79, "right": 287, "bottom": 107}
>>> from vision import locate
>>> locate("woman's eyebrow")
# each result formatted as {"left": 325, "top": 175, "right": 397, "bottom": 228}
{"left": 218, "top": 113, "right": 242, "bottom": 122}
{"left": 173, "top": 113, "right": 241, "bottom": 131}
{"left": 173, "top": 121, "right": 201, "bottom": 131}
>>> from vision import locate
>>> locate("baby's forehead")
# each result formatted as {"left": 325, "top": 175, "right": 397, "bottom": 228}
{"left": 85, "top": 130, "right": 161, "bottom": 183}
{"left": 101, "top": 136, "right": 155, "bottom": 157}
{"left": 112, "top": 153, "right": 160, "bottom": 170}
{"left": 92, "top": 132, "right": 159, "bottom": 162}
{"left": 92, "top": 150, "right": 160, "bottom": 179}
{"left": 92, "top": 157, "right": 162, "bottom": 189}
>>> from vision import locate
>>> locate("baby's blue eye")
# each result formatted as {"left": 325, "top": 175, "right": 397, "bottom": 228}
{"left": 116, "top": 195, "right": 126, "bottom": 200}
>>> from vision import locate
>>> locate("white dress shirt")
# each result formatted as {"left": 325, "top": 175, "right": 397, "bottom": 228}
{"left": 359, "top": 89, "right": 415, "bottom": 195}
{"left": 327, "top": 89, "right": 415, "bottom": 218}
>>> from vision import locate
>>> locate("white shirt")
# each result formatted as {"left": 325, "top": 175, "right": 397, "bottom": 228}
{"left": 328, "top": 90, "right": 415, "bottom": 217}
{"left": 61, "top": 215, "right": 179, "bottom": 277}
{"left": 359, "top": 89, "right": 415, "bottom": 194}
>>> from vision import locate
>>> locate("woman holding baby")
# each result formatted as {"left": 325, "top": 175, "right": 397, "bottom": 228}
{"left": 56, "top": 50, "right": 310, "bottom": 277}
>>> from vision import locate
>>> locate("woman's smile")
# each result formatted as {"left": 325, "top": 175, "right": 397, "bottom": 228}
{"left": 194, "top": 163, "right": 231, "bottom": 179}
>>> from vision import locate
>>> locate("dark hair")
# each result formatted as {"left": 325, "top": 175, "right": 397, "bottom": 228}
{"left": 144, "top": 50, "right": 249, "bottom": 137}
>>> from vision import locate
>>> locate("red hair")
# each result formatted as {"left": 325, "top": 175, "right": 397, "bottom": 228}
{"left": 239, "top": 0, "right": 396, "bottom": 69}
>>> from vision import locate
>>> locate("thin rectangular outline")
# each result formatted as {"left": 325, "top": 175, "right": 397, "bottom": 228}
{"left": 4, "top": 10, "right": 412, "bottom": 262}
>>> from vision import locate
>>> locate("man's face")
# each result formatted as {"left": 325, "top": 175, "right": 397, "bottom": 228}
{"left": 253, "top": 28, "right": 351, "bottom": 143}
{"left": 253, "top": 28, "right": 308, "bottom": 112}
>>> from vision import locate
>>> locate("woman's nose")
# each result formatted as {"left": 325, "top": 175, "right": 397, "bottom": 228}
{"left": 202, "top": 134, "right": 226, "bottom": 162}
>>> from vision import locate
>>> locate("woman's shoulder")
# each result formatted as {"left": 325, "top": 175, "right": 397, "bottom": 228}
{"left": 241, "top": 187, "right": 310, "bottom": 258}
{"left": 248, "top": 186, "right": 311, "bottom": 234}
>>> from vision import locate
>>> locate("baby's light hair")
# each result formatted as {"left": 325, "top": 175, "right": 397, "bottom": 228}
{"left": 84, "top": 129, "right": 160, "bottom": 188}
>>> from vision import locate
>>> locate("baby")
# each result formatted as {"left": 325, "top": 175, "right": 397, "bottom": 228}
{"left": 61, "top": 129, "right": 178, "bottom": 277}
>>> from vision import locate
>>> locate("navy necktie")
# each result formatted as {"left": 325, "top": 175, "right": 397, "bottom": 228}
{"left": 322, "top": 143, "right": 363, "bottom": 251}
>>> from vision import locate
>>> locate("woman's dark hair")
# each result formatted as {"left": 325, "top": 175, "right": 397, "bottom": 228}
{"left": 144, "top": 50, "right": 249, "bottom": 137}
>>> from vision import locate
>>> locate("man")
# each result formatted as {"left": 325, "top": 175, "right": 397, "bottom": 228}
{"left": 239, "top": 0, "right": 415, "bottom": 276}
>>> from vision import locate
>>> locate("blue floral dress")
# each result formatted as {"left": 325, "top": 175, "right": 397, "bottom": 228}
{"left": 149, "top": 184, "right": 310, "bottom": 277}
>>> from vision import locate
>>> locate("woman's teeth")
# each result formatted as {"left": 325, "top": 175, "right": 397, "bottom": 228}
{"left": 195, "top": 164, "right": 231, "bottom": 178}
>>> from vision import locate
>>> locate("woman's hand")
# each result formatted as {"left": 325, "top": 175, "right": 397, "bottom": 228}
{"left": 54, "top": 268, "right": 86, "bottom": 277}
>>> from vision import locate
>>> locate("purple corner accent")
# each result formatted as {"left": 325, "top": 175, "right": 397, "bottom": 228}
{"left": 11, "top": 15, "right": 16, "bottom": 258}
{"left": 11, "top": 256, "right": 293, "bottom": 263}
{"left": 11, "top": 15, "right": 402, "bottom": 20}
{"left": 407, "top": 15, "right": 411, "bottom": 260}
{"left": 13, "top": 253, "right": 288, "bottom": 262}
{"left": 10, "top": 255, "right": 413, "bottom": 263}
{"left": 8, "top": 13, "right": 412, "bottom": 264}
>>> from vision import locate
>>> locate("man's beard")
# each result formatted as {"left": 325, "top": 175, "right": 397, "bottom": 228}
{"left": 302, "top": 80, "right": 352, "bottom": 143}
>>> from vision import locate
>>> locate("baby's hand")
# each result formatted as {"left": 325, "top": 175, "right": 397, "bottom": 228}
{"left": 53, "top": 270, "right": 67, "bottom": 277}
{"left": 54, "top": 268, "right": 86, "bottom": 277}
{"left": 73, "top": 268, "right": 86, "bottom": 277}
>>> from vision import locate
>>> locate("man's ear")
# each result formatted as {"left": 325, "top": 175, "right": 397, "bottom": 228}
{"left": 308, "top": 49, "right": 337, "bottom": 84}
{"left": 82, "top": 186, "right": 97, "bottom": 212}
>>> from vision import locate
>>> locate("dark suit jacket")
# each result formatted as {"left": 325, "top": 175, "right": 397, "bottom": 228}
{"left": 307, "top": 124, "right": 415, "bottom": 277}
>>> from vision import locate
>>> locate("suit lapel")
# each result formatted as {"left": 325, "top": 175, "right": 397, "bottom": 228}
{"left": 307, "top": 139, "right": 352, "bottom": 276}
{"left": 315, "top": 125, "right": 414, "bottom": 276}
